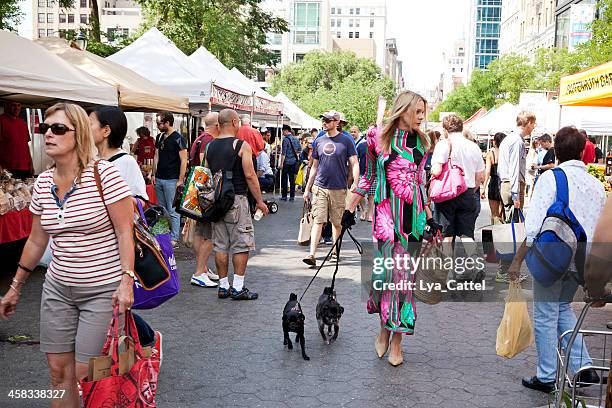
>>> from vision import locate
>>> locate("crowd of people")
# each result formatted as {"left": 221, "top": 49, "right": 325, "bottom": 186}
{"left": 0, "top": 88, "right": 610, "bottom": 404}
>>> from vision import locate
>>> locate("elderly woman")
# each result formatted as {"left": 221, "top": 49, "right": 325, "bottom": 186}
{"left": 509, "top": 126, "right": 605, "bottom": 393}
{"left": 347, "top": 90, "right": 438, "bottom": 366}
{"left": 0, "top": 103, "right": 134, "bottom": 407}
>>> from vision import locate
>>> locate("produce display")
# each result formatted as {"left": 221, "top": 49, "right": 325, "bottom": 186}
{"left": 0, "top": 169, "right": 35, "bottom": 215}
{"left": 587, "top": 164, "right": 612, "bottom": 194}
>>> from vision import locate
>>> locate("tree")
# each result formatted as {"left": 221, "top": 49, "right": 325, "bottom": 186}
{"left": 134, "top": 0, "right": 288, "bottom": 76}
{"left": 269, "top": 50, "right": 396, "bottom": 129}
{"left": 0, "top": 0, "right": 24, "bottom": 31}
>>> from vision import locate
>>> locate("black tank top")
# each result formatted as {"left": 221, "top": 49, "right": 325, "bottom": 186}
{"left": 490, "top": 150, "right": 499, "bottom": 178}
{"left": 206, "top": 137, "right": 248, "bottom": 196}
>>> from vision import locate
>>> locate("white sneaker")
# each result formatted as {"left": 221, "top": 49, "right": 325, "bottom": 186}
{"left": 206, "top": 269, "right": 219, "bottom": 281}
{"left": 190, "top": 273, "right": 218, "bottom": 287}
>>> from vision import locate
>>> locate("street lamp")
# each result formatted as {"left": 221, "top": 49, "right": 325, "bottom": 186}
{"left": 74, "top": 32, "right": 88, "bottom": 51}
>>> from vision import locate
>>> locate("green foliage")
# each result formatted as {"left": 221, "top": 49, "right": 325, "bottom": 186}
{"left": 575, "top": 0, "right": 612, "bottom": 67}
{"left": 0, "top": 0, "right": 23, "bottom": 31}
{"left": 60, "top": 29, "right": 133, "bottom": 58}
{"left": 269, "top": 50, "right": 396, "bottom": 129}
{"left": 134, "top": 0, "right": 288, "bottom": 76}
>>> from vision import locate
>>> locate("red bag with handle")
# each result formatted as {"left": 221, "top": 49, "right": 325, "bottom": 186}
{"left": 80, "top": 307, "right": 160, "bottom": 407}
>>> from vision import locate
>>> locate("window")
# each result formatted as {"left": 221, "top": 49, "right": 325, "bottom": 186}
{"left": 356, "top": 8, "right": 360, "bottom": 15}
{"left": 331, "top": 19, "right": 335, "bottom": 27}
{"left": 294, "top": 53, "right": 305, "bottom": 62}
{"left": 38, "top": 0, "right": 45, "bottom": 7}
{"left": 47, "top": 0, "right": 54, "bottom": 6}
{"left": 369, "top": 32, "right": 374, "bottom": 38}
{"left": 80, "top": 14, "right": 87, "bottom": 23}
{"left": 270, "top": 50, "right": 281, "bottom": 66}
{"left": 80, "top": 0, "right": 88, "bottom": 7}
{"left": 47, "top": 13, "right": 53, "bottom": 23}
{"left": 337, "top": 19, "right": 341, "bottom": 27}
{"left": 331, "top": 7, "right": 335, "bottom": 14}
{"left": 452, "top": 68, "right": 456, "bottom": 73}
{"left": 355, "top": 32, "right": 359, "bottom": 38}
{"left": 476, "top": 6, "right": 501, "bottom": 22}
{"left": 294, "top": 31, "right": 319, "bottom": 44}
{"left": 349, "top": 8, "right": 354, "bottom": 15}
{"left": 47, "top": 29, "right": 54, "bottom": 37}
{"left": 68, "top": 14, "right": 74, "bottom": 23}
{"left": 107, "top": 27, "right": 129, "bottom": 39}
{"left": 337, "top": 31, "right": 341, "bottom": 38}
{"left": 337, "top": 8, "right": 341, "bottom": 14}
{"left": 349, "top": 19, "right": 353, "bottom": 27}
{"left": 266, "top": 32, "right": 282, "bottom": 45}
{"left": 355, "top": 19, "right": 360, "bottom": 28}
{"left": 38, "top": 13, "right": 45, "bottom": 23}
{"left": 370, "top": 19, "right": 374, "bottom": 28}
{"left": 59, "top": 14, "right": 66, "bottom": 23}
{"left": 349, "top": 32, "right": 353, "bottom": 38}
{"left": 38, "top": 29, "right": 46, "bottom": 38}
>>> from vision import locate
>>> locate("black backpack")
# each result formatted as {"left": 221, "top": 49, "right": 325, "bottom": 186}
{"left": 200, "top": 139, "right": 244, "bottom": 222}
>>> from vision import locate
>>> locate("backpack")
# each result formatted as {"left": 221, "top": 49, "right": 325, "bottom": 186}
{"left": 525, "top": 168, "right": 587, "bottom": 287}
{"left": 199, "top": 139, "right": 244, "bottom": 222}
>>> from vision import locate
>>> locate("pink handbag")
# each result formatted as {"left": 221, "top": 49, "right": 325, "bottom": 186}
{"left": 429, "top": 140, "right": 467, "bottom": 203}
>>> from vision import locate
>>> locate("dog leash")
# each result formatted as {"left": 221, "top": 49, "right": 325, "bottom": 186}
{"left": 298, "top": 226, "right": 363, "bottom": 303}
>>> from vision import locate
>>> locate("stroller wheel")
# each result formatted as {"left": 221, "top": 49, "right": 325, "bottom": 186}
{"left": 269, "top": 202, "right": 278, "bottom": 214}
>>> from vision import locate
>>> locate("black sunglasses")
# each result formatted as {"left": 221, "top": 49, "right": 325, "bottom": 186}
{"left": 40, "top": 123, "right": 75, "bottom": 135}
{"left": 322, "top": 118, "right": 334, "bottom": 124}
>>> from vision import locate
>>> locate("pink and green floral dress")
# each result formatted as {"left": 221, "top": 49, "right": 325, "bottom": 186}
{"left": 354, "top": 128, "right": 429, "bottom": 334}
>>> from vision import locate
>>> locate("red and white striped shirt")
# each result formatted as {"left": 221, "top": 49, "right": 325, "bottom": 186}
{"left": 30, "top": 161, "right": 132, "bottom": 286}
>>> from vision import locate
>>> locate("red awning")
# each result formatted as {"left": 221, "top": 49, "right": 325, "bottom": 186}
{"left": 464, "top": 107, "right": 488, "bottom": 125}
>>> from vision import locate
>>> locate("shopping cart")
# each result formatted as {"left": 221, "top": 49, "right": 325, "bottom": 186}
{"left": 554, "top": 294, "right": 612, "bottom": 407}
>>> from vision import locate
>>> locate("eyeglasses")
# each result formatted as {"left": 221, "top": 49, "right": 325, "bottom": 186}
{"left": 39, "top": 123, "right": 75, "bottom": 135}
{"left": 322, "top": 118, "right": 334, "bottom": 124}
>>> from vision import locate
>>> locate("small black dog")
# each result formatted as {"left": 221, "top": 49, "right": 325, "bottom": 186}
{"left": 282, "top": 293, "right": 309, "bottom": 360}
{"left": 316, "top": 287, "right": 344, "bottom": 345}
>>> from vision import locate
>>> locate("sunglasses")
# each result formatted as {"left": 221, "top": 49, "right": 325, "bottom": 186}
{"left": 40, "top": 123, "right": 75, "bottom": 135}
{"left": 322, "top": 118, "right": 335, "bottom": 124}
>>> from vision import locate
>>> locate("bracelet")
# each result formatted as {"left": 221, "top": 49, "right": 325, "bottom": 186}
{"left": 17, "top": 263, "right": 34, "bottom": 274}
{"left": 12, "top": 278, "right": 25, "bottom": 286}
{"left": 9, "top": 284, "right": 21, "bottom": 295}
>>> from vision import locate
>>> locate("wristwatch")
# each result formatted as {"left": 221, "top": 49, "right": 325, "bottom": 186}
{"left": 122, "top": 269, "right": 136, "bottom": 280}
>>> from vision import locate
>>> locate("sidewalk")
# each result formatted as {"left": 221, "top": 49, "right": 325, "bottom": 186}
{"left": 0, "top": 196, "right": 609, "bottom": 407}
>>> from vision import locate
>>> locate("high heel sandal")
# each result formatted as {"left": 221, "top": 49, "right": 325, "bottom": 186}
{"left": 375, "top": 335, "right": 389, "bottom": 358}
{"left": 387, "top": 350, "right": 404, "bottom": 366}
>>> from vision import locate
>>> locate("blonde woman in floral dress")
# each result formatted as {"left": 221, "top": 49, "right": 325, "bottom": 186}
{"left": 347, "top": 90, "right": 439, "bottom": 366}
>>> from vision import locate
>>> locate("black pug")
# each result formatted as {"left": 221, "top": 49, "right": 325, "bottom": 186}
{"left": 282, "top": 293, "right": 310, "bottom": 360}
{"left": 316, "top": 287, "right": 344, "bottom": 345}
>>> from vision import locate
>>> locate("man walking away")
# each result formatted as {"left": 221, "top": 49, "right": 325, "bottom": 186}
{"left": 154, "top": 111, "right": 188, "bottom": 247}
{"left": 204, "top": 109, "right": 269, "bottom": 300}
{"left": 302, "top": 110, "right": 359, "bottom": 267}
{"left": 279, "top": 124, "right": 301, "bottom": 201}
{"left": 236, "top": 114, "right": 265, "bottom": 158}
{"left": 190, "top": 112, "right": 220, "bottom": 288}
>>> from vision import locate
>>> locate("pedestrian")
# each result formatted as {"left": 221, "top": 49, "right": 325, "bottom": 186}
{"left": 431, "top": 114, "right": 484, "bottom": 243}
{"left": 347, "top": 90, "right": 438, "bottom": 366}
{"left": 0, "top": 102, "right": 135, "bottom": 405}
{"left": 190, "top": 112, "right": 220, "bottom": 288}
{"left": 481, "top": 132, "right": 506, "bottom": 224}
{"left": 236, "top": 114, "right": 265, "bottom": 158}
{"left": 507, "top": 126, "right": 605, "bottom": 393}
{"left": 279, "top": 124, "right": 301, "bottom": 201}
{"left": 580, "top": 129, "right": 596, "bottom": 164}
{"left": 89, "top": 105, "right": 163, "bottom": 358}
{"left": 352, "top": 126, "right": 369, "bottom": 221}
{"left": 204, "top": 109, "right": 269, "bottom": 300}
{"left": 525, "top": 137, "right": 539, "bottom": 199}
{"left": 532, "top": 134, "right": 555, "bottom": 178}
{"left": 132, "top": 126, "right": 156, "bottom": 169}
{"left": 154, "top": 111, "right": 188, "bottom": 247}
{"left": 0, "top": 101, "right": 34, "bottom": 179}
{"left": 364, "top": 126, "right": 379, "bottom": 223}
{"left": 302, "top": 110, "right": 359, "bottom": 267}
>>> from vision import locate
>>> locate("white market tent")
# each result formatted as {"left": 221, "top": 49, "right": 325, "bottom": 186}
{"left": 37, "top": 37, "right": 189, "bottom": 113}
{"left": 0, "top": 30, "right": 117, "bottom": 106}
{"left": 189, "top": 47, "right": 251, "bottom": 95}
{"left": 275, "top": 92, "right": 320, "bottom": 129}
{"left": 467, "top": 102, "right": 520, "bottom": 136}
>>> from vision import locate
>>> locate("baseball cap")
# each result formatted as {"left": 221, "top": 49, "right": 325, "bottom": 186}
{"left": 320, "top": 110, "right": 341, "bottom": 121}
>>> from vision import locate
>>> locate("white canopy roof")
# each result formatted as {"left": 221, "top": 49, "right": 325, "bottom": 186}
{"left": 107, "top": 28, "right": 214, "bottom": 104}
{"left": 188, "top": 47, "right": 249, "bottom": 94}
{"left": 275, "top": 92, "right": 320, "bottom": 129}
{"left": 560, "top": 105, "right": 612, "bottom": 135}
{"left": 467, "top": 103, "right": 520, "bottom": 135}
{"left": 37, "top": 37, "right": 189, "bottom": 113}
{"left": 0, "top": 30, "right": 117, "bottom": 106}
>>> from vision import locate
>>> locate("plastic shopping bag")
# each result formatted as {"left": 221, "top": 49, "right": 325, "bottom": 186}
{"left": 496, "top": 281, "right": 534, "bottom": 358}
{"left": 295, "top": 163, "right": 305, "bottom": 186}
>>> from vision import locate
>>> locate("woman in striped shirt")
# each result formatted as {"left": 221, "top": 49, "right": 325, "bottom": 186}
{"left": 0, "top": 103, "right": 135, "bottom": 407}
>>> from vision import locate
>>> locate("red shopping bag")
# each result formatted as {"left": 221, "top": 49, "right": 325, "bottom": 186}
{"left": 80, "top": 307, "right": 160, "bottom": 407}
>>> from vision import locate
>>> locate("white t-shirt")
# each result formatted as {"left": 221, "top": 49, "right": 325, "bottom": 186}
{"left": 30, "top": 161, "right": 132, "bottom": 286}
{"left": 431, "top": 132, "right": 485, "bottom": 188}
{"left": 110, "top": 150, "right": 148, "bottom": 200}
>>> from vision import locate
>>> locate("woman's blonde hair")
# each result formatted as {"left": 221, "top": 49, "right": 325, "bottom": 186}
{"left": 45, "top": 102, "right": 96, "bottom": 180}
{"left": 380, "top": 90, "right": 430, "bottom": 153}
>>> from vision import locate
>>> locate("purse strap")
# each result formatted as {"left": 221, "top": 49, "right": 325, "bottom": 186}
{"left": 93, "top": 160, "right": 111, "bottom": 220}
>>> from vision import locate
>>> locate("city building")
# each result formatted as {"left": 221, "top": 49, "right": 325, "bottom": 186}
{"left": 32, "top": 0, "right": 140, "bottom": 40}
{"left": 441, "top": 40, "right": 466, "bottom": 99}
{"left": 500, "top": 0, "right": 556, "bottom": 59}
{"left": 555, "top": 0, "right": 597, "bottom": 50}
{"left": 465, "top": 0, "right": 503, "bottom": 79}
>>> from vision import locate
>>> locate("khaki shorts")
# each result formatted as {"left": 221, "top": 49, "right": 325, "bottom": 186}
{"left": 212, "top": 194, "right": 256, "bottom": 254}
{"left": 194, "top": 221, "right": 212, "bottom": 240}
{"left": 500, "top": 181, "right": 526, "bottom": 209}
{"left": 40, "top": 275, "right": 122, "bottom": 363}
{"left": 312, "top": 185, "right": 347, "bottom": 226}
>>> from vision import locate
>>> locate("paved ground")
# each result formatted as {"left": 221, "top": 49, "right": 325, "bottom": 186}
{"left": 0, "top": 196, "right": 610, "bottom": 408}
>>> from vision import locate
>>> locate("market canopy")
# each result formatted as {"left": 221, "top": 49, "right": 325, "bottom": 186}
{"left": 463, "top": 107, "right": 487, "bottom": 126}
{"left": 559, "top": 60, "right": 612, "bottom": 107}
{"left": 36, "top": 37, "right": 189, "bottom": 113}
{"left": 275, "top": 92, "right": 320, "bottom": 129}
{"left": 467, "top": 102, "right": 520, "bottom": 135}
{"left": 0, "top": 30, "right": 117, "bottom": 107}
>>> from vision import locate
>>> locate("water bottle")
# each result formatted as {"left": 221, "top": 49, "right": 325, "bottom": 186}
{"left": 254, "top": 208, "right": 264, "bottom": 221}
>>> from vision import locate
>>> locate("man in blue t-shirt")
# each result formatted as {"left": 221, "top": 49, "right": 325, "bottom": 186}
{"left": 302, "top": 110, "right": 359, "bottom": 267}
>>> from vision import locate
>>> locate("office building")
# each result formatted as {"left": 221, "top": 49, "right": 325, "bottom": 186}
{"left": 555, "top": 0, "right": 597, "bottom": 50}
{"left": 441, "top": 40, "right": 466, "bottom": 99}
{"left": 465, "top": 0, "right": 503, "bottom": 79}
{"left": 500, "top": 0, "right": 556, "bottom": 58}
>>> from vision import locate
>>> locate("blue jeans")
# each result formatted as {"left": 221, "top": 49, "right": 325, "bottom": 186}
{"left": 155, "top": 178, "right": 180, "bottom": 241}
{"left": 281, "top": 163, "right": 298, "bottom": 199}
{"left": 533, "top": 277, "right": 592, "bottom": 382}
{"left": 133, "top": 313, "right": 155, "bottom": 347}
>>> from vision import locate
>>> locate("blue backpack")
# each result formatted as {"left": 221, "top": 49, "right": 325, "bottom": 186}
{"left": 525, "top": 168, "right": 587, "bottom": 287}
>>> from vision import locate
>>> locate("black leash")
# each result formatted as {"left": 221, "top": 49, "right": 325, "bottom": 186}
{"left": 298, "top": 226, "right": 363, "bottom": 302}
